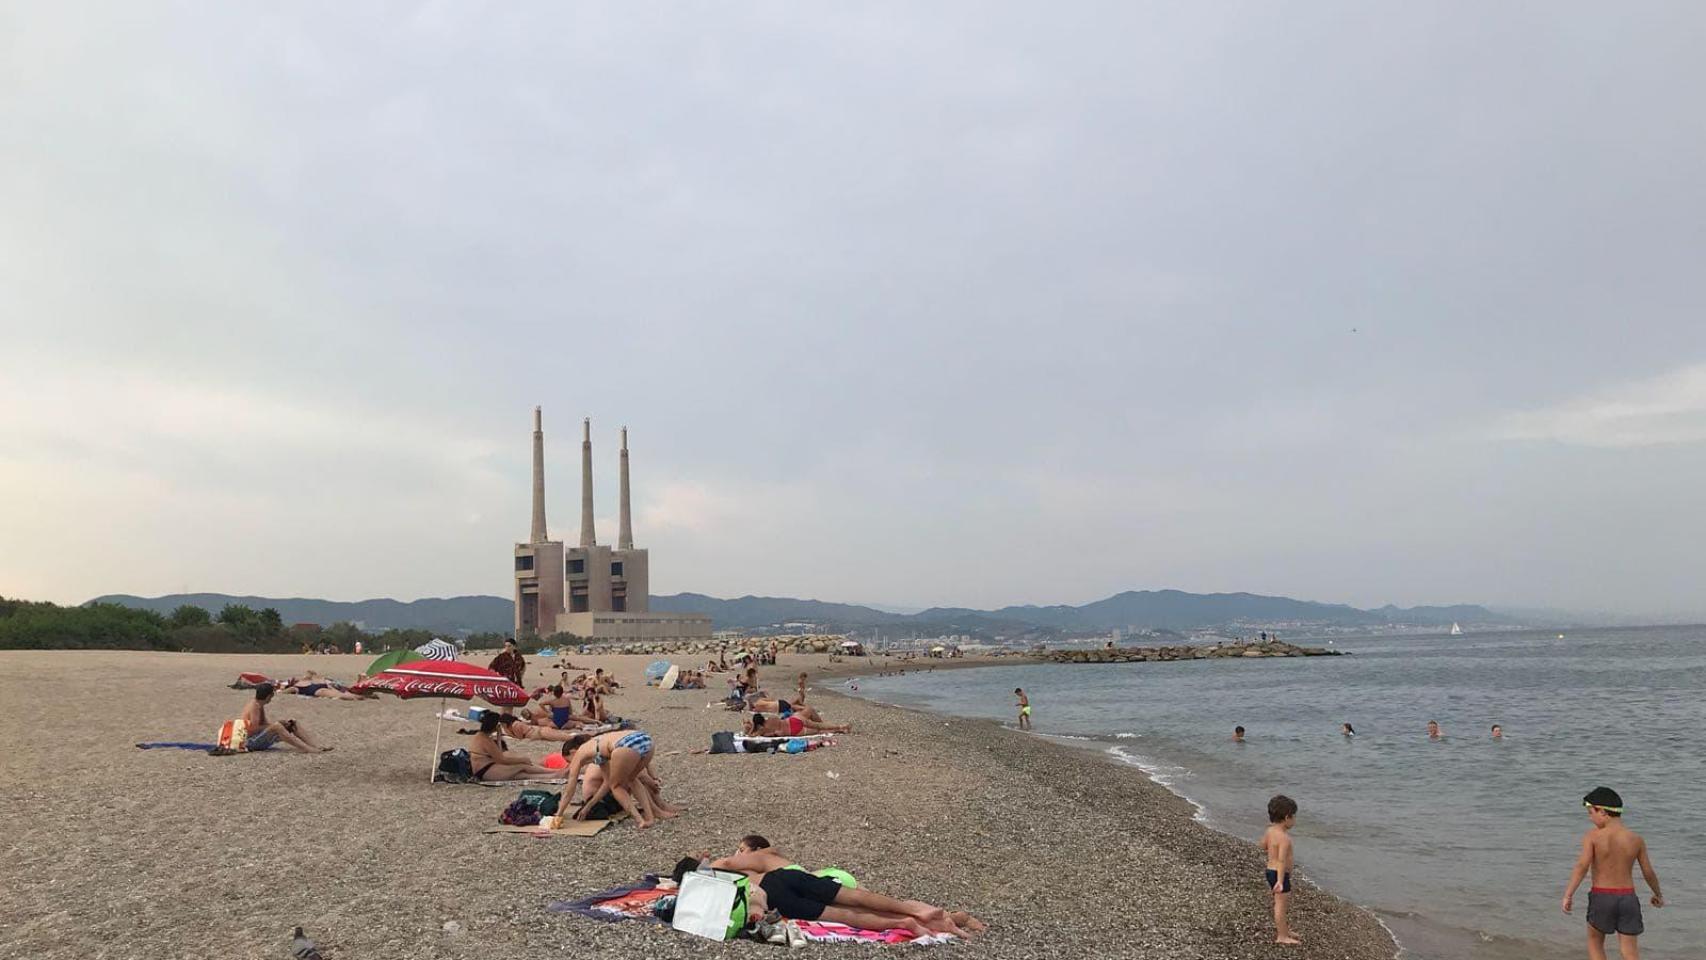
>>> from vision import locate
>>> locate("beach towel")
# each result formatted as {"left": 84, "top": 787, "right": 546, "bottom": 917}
{"left": 229, "top": 672, "right": 275, "bottom": 690}
{"left": 549, "top": 876, "right": 953, "bottom": 945}
{"left": 135, "top": 741, "right": 220, "bottom": 752}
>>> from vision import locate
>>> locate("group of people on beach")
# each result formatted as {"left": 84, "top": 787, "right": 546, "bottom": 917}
{"left": 1006, "top": 690, "right": 1667, "bottom": 955}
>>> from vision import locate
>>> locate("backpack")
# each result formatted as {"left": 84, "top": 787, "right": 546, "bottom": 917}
{"left": 708, "top": 731, "right": 737, "bottom": 754}
{"left": 435, "top": 748, "right": 474, "bottom": 783}
{"left": 516, "top": 789, "right": 560, "bottom": 816}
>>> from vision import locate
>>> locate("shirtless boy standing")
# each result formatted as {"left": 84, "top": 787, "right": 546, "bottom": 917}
{"left": 1562, "top": 786, "right": 1663, "bottom": 960}
{"left": 1014, "top": 688, "right": 1031, "bottom": 730}
{"left": 1260, "top": 794, "right": 1301, "bottom": 945}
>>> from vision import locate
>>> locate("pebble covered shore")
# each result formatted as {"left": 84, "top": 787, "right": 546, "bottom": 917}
{"left": 0, "top": 650, "right": 1397, "bottom": 959}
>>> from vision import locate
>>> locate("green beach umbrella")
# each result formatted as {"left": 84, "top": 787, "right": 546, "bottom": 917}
{"left": 366, "top": 648, "right": 416, "bottom": 676}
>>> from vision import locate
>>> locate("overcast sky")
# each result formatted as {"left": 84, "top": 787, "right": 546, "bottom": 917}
{"left": 4, "top": 4, "right": 1705, "bottom": 615}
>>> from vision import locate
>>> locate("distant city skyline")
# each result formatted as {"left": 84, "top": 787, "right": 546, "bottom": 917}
{"left": 4, "top": 5, "right": 1705, "bottom": 617}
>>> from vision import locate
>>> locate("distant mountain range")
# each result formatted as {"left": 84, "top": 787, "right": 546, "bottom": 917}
{"left": 93, "top": 589, "right": 1507, "bottom": 637}
{"left": 91, "top": 593, "right": 512, "bottom": 635}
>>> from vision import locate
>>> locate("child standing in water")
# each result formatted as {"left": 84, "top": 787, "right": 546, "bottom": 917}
{"left": 1014, "top": 688, "right": 1031, "bottom": 730}
{"left": 1561, "top": 786, "right": 1663, "bottom": 960}
{"left": 1260, "top": 794, "right": 1301, "bottom": 945}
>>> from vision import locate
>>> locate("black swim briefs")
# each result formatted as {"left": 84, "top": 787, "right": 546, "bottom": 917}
{"left": 1264, "top": 869, "right": 1292, "bottom": 894}
{"left": 759, "top": 869, "right": 845, "bottom": 922}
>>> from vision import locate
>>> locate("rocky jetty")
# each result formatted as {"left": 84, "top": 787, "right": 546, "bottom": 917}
{"left": 569, "top": 633, "right": 849, "bottom": 657}
{"left": 1034, "top": 639, "right": 1339, "bottom": 664}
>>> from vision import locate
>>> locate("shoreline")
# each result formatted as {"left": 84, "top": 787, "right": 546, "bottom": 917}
{"left": 1, "top": 650, "right": 1397, "bottom": 959}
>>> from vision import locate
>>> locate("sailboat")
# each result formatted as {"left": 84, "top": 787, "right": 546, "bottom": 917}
{"left": 1449, "top": 622, "right": 1464, "bottom": 636}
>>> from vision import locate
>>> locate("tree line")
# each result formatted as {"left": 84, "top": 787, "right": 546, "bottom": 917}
{"left": 0, "top": 597, "right": 509, "bottom": 655}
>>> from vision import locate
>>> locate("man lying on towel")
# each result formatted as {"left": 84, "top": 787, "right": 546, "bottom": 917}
{"left": 701, "top": 835, "right": 984, "bottom": 938}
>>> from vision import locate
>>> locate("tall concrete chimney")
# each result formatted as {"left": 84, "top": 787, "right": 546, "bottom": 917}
{"left": 529, "top": 406, "right": 548, "bottom": 543}
{"left": 618, "top": 427, "right": 634, "bottom": 549}
{"left": 580, "top": 417, "right": 597, "bottom": 547}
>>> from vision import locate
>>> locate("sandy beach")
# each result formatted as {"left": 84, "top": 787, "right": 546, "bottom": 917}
{"left": 0, "top": 650, "right": 1397, "bottom": 959}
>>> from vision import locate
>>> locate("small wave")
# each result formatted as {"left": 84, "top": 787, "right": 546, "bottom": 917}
{"left": 1036, "top": 731, "right": 1096, "bottom": 741}
{"left": 1106, "top": 745, "right": 1208, "bottom": 822}
{"left": 1113, "top": 732, "right": 1141, "bottom": 739}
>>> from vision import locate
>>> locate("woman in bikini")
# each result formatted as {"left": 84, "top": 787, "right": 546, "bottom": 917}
{"left": 468, "top": 712, "right": 557, "bottom": 782}
{"left": 745, "top": 711, "right": 851, "bottom": 737}
{"left": 500, "top": 713, "right": 590, "bottom": 742}
{"left": 560, "top": 729, "right": 679, "bottom": 828}
{"left": 746, "top": 696, "right": 830, "bottom": 724}
{"left": 284, "top": 672, "right": 367, "bottom": 701}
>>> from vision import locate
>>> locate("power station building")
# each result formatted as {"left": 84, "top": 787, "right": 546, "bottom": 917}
{"left": 513, "top": 408, "right": 711, "bottom": 643}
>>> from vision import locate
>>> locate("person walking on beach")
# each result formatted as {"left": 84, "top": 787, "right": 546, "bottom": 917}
{"left": 1014, "top": 688, "right": 1031, "bottom": 730}
{"left": 1562, "top": 786, "right": 1663, "bottom": 960}
{"left": 1261, "top": 794, "right": 1301, "bottom": 945}
{"left": 489, "top": 638, "right": 526, "bottom": 686}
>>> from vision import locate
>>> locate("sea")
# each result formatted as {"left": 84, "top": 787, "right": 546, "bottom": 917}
{"left": 847, "top": 627, "right": 1703, "bottom": 960}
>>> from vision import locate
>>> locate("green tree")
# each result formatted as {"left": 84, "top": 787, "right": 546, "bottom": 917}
{"left": 168, "top": 604, "right": 212, "bottom": 628}
{"left": 217, "top": 604, "right": 258, "bottom": 627}
{"left": 258, "top": 607, "right": 284, "bottom": 636}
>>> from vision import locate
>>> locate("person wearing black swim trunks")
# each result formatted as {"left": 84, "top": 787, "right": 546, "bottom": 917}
{"left": 1260, "top": 795, "right": 1300, "bottom": 945}
{"left": 707, "top": 835, "right": 984, "bottom": 937}
{"left": 1562, "top": 786, "right": 1664, "bottom": 960}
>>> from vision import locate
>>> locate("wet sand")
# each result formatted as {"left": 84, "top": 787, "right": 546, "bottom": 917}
{"left": 0, "top": 650, "right": 1396, "bottom": 959}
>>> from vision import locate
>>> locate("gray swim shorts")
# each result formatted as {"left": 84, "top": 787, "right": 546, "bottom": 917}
{"left": 1586, "top": 889, "right": 1643, "bottom": 936}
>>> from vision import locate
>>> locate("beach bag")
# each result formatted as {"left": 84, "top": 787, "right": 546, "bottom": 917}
{"left": 516, "top": 789, "right": 560, "bottom": 816}
{"left": 216, "top": 719, "right": 248, "bottom": 752}
{"left": 672, "top": 869, "right": 749, "bottom": 941}
{"left": 708, "top": 731, "right": 737, "bottom": 754}
{"left": 436, "top": 748, "right": 473, "bottom": 783}
{"left": 500, "top": 799, "right": 541, "bottom": 826}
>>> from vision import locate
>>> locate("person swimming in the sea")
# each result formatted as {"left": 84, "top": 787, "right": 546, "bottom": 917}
{"left": 1340, "top": 722, "right": 1355, "bottom": 737}
{"left": 1233, "top": 725, "right": 1246, "bottom": 743}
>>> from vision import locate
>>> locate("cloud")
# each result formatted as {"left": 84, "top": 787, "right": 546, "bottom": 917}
{"left": 1492, "top": 363, "right": 1706, "bottom": 448}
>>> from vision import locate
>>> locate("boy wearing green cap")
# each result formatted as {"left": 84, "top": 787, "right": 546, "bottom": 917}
{"left": 1561, "top": 786, "right": 1663, "bottom": 960}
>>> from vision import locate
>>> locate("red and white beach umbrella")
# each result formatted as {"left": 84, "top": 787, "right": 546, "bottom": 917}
{"left": 352, "top": 660, "right": 529, "bottom": 781}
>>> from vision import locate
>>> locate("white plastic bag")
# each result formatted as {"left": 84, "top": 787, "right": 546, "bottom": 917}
{"left": 672, "top": 870, "right": 743, "bottom": 941}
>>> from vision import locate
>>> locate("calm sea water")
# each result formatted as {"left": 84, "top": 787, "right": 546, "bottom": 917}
{"left": 848, "top": 627, "right": 1704, "bottom": 960}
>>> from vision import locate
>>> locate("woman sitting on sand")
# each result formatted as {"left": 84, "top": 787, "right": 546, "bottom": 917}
{"left": 705, "top": 835, "right": 984, "bottom": 937}
{"left": 560, "top": 729, "right": 678, "bottom": 828}
{"left": 468, "top": 712, "right": 557, "bottom": 782}
{"left": 534, "top": 685, "right": 585, "bottom": 728}
{"left": 745, "top": 711, "right": 851, "bottom": 737}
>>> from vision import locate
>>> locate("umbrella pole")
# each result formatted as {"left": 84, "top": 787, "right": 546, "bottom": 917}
{"left": 430, "top": 697, "right": 444, "bottom": 784}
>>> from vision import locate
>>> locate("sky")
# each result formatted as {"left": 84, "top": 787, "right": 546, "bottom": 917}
{"left": 3, "top": 3, "right": 1705, "bottom": 616}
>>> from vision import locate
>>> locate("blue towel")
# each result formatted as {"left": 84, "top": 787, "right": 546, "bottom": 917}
{"left": 135, "top": 741, "right": 219, "bottom": 751}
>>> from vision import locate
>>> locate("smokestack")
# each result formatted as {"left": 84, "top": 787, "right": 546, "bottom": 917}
{"left": 529, "top": 406, "right": 548, "bottom": 543}
{"left": 580, "top": 417, "right": 597, "bottom": 547}
{"left": 618, "top": 427, "right": 633, "bottom": 549}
